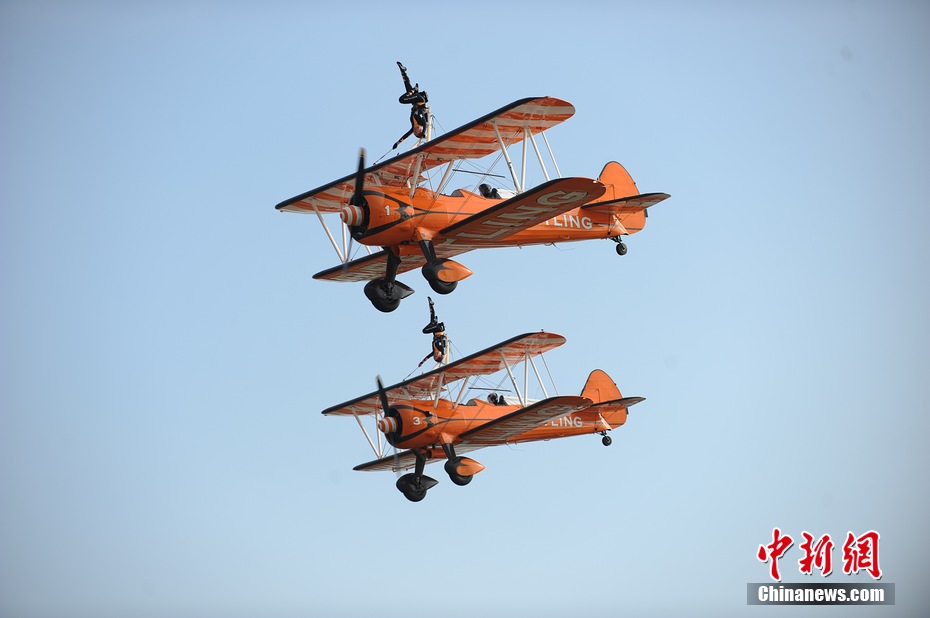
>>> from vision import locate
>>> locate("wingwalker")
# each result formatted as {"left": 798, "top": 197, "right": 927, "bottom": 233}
{"left": 321, "top": 331, "right": 644, "bottom": 502}
{"left": 276, "top": 65, "right": 670, "bottom": 312}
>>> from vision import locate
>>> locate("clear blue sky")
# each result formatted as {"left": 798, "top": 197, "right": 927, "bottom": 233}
{"left": 2, "top": 1, "right": 928, "bottom": 616}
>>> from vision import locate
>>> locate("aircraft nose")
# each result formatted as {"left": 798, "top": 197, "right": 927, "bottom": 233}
{"left": 340, "top": 204, "right": 366, "bottom": 226}
{"left": 377, "top": 417, "right": 397, "bottom": 434}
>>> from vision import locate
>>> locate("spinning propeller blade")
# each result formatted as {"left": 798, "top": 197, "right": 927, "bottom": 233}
{"left": 376, "top": 376, "right": 403, "bottom": 477}
{"left": 351, "top": 148, "right": 366, "bottom": 206}
{"left": 376, "top": 375, "right": 390, "bottom": 417}
{"left": 341, "top": 148, "right": 367, "bottom": 268}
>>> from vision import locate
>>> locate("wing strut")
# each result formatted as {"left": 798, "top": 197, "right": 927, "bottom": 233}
{"left": 432, "top": 371, "right": 445, "bottom": 409}
{"left": 352, "top": 409, "right": 384, "bottom": 458}
{"left": 541, "top": 132, "right": 562, "bottom": 178}
{"left": 408, "top": 153, "right": 426, "bottom": 199}
{"left": 499, "top": 349, "right": 525, "bottom": 407}
{"left": 492, "top": 120, "right": 522, "bottom": 193}
{"left": 528, "top": 353, "right": 548, "bottom": 399}
{"left": 435, "top": 161, "right": 456, "bottom": 196}
{"left": 528, "top": 129, "right": 551, "bottom": 182}
{"left": 453, "top": 375, "right": 472, "bottom": 409}
{"left": 312, "top": 204, "right": 346, "bottom": 263}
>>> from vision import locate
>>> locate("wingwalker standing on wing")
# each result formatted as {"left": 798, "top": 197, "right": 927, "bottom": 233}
{"left": 393, "top": 61, "right": 429, "bottom": 150}
{"left": 418, "top": 297, "right": 447, "bottom": 367}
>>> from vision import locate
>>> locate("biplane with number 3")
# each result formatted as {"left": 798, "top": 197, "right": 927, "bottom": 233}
{"left": 276, "top": 96, "right": 669, "bottom": 312}
{"left": 323, "top": 331, "right": 644, "bottom": 502}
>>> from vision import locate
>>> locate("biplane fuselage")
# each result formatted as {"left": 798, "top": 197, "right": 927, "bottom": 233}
{"left": 357, "top": 183, "right": 642, "bottom": 253}
{"left": 378, "top": 395, "right": 628, "bottom": 457}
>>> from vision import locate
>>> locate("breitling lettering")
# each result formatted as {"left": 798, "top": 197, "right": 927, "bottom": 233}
{"left": 544, "top": 214, "right": 593, "bottom": 230}
{"left": 545, "top": 415, "right": 584, "bottom": 428}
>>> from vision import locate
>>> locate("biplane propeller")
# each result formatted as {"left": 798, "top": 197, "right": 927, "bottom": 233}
{"left": 277, "top": 97, "right": 670, "bottom": 312}
{"left": 323, "top": 332, "right": 644, "bottom": 502}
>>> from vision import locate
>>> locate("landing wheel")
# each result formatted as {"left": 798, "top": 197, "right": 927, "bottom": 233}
{"left": 602, "top": 434, "right": 613, "bottom": 446}
{"left": 401, "top": 487, "right": 427, "bottom": 502}
{"left": 396, "top": 474, "right": 428, "bottom": 502}
{"left": 427, "top": 277, "right": 457, "bottom": 295}
{"left": 396, "top": 472, "right": 436, "bottom": 502}
{"left": 444, "top": 458, "right": 473, "bottom": 486}
{"left": 615, "top": 242, "right": 628, "bottom": 256}
{"left": 364, "top": 278, "right": 404, "bottom": 313}
{"left": 370, "top": 295, "right": 400, "bottom": 313}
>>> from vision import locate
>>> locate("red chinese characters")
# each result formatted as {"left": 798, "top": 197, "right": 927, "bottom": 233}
{"left": 758, "top": 528, "right": 882, "bottom": 580}
{"left": 842, "top": 530, "right": 882, "bottom": 580}
{"left": 757, "top": 527, "right": 794, "bottom": 582}
{"left": 798, "top": 532, "right": 834, "bottom": 576}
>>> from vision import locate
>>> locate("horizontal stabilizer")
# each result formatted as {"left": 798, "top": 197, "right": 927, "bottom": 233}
{"left": 589, "top": 396, "right": 645, "bottom": 412}
{"left": 582, "top": 192, "right": 670, "bottom": 215}
{"left": 581, "top": 396, "right": 644, "bottom": 429}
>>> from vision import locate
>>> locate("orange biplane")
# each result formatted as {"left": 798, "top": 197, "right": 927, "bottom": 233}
{"left": 276, "top": 97, "right": 669, "bottom": 312}
{"left": 322, "top": 331, "right": 644, "bottom": 502}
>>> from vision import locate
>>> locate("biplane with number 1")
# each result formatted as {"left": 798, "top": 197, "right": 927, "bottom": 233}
{"left": 276, "top": 97, "right": 669, "bottom": 312}
{"left": 322, "top": 331, "right": 644, "bottom": 502}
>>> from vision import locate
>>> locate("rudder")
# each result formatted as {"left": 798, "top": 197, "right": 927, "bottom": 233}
{"left": 581, "top": 369, "right": 622, "bottom": 403}
{"left": 597, "top": 161, "right": 639, "bottom": 201}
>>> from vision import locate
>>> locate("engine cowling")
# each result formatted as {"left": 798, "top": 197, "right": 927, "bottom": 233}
{"left": 353, "top": 192, "right": 419, "bottom": 243}
{"left": 376, "top": 405, "right": 435, "bottom": 448}
{"left": 340, "top": 204, "right": 366, "bottom": 227}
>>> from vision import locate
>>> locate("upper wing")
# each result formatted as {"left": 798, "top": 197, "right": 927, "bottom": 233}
{"left": 435, "top": 177, "right": 606, "bottom": 247}
{"left": 276, "top": 97, "right": 575, "bottom": 214}
{"left": 458, "top": 396, "right": 592, "bottom": 447}
{"left": 322, "top": 331, "right": 566, "bottom": 417}
{"left": 582, "top": 192, "right": 671, "bottom": 215}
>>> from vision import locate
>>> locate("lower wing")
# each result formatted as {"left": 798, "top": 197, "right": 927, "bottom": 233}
{"left": 313, "top": 250, "right": 426, "bottom": 283}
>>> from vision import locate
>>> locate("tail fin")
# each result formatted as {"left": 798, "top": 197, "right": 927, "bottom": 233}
{"left": 597, "top": 161, "right": 639, "bottom": 201}
{"left": 595, "top": 162, "right": 646, "bottom": 234}
{"left": 581, "top": 369, "right": 622, "bottom": 403}
{"left": 580, "top": 369, "right": 644, "bottom": 429}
